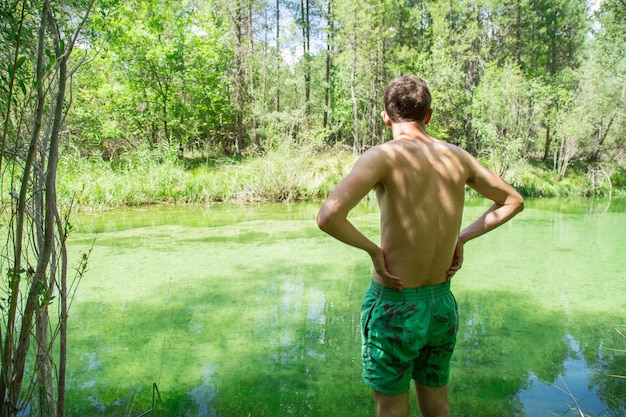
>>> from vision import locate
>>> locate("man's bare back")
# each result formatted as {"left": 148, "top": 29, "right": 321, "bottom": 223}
{"left": 318, "top": 115, "right": 523, "bottom": 290}
{"left": 372, "top": 130, "right": 470, "bottom": 288}
{"left": 317, "top": 75, "right": 523, "bottom": 417}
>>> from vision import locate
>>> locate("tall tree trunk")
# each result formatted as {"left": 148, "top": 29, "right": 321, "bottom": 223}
{"left": 515, "top": 0, "right": 522, "bottom": 66}
{"left": 56, "top": 209, "right": 70, "bottom": 417}
{"left": 36, "top": 300, "right": 55, "bottom": 417}
{"left": 275, "top": 0, "right": 280, "bottom": 112}
{"left": 10, "top": 1, "right": 70, "bottom": 407}
{"left": 324, "top": 0, "right": 332, "bottom": 130}
{"left": 0, "top": 0, "right": 27, "bottom": 174}
{"left": 548, "top": 8, "right": 558, "bottom": 76}
{"left": 1, "top": 1, "right": 95, "bottom": 414}
{"left": 247, "top": 0, "right": 257, "bottom": 147}
{"left": 229, "top": 1, "right": 246, "bottom": 155}
{"left": 300, "top": 0, "right": 311, "bottom": 118}
{"left": 350, "top": 23, "right": 359, "bottom": 155}
{"left": 1, "top": 3, "right": 47, "bottom": 413}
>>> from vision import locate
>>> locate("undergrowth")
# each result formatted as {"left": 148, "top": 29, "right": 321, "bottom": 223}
{"left": 55, "top": 144, "right": 624, "bottom": 211}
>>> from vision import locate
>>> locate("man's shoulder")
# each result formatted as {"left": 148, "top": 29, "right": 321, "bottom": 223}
{"left": 363, "top": 138, "right": 476, "bottom": 164}
{"left": 432, "top": 139, "right": 476, "bottom": 161}
{"left": 360, "top": 143, "right": 395, "bottom": 160}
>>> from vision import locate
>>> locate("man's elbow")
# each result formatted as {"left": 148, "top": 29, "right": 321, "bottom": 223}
{"left": 511, "top": 194, "right": 524, "bottom": 214}
{"left": 317, "top": 205, "right": 342, "bottom": 234}
{"left": 316, "top": 209, "right": 332, "bottom": 232}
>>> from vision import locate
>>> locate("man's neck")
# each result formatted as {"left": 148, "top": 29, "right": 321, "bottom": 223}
{"left": 390, "top": 121, "right": 430, "bottom": 142}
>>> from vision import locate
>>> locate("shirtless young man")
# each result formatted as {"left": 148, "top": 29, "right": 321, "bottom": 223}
{"left": 317, "top": 75, "right": 524, "bottom": 417}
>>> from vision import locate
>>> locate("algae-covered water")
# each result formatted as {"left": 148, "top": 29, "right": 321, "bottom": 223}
{"left": 66, "top": 198, "right": 625, "bottom": 417}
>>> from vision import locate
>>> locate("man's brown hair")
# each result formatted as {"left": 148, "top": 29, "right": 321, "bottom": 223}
{"left": 383, "top": 75, "right": 432, "bottom": 123}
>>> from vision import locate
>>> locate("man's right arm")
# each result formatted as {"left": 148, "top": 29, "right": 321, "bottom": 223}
{"left": 459, "top": 155, "right": 525, "bottom": 245}
{"left": 446, "top": 156, "right": 523, "bottom": 281}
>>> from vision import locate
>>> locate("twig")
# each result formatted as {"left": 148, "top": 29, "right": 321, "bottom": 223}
{"left": 552, "top": 377, "right": 589, "bottom": 417}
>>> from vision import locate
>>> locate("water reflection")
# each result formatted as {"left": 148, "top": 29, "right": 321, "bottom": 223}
{"left": 63, "top": 200, "right": 625, "bottom": 417}
{"left": 519, "top": 335, "right": 606, "bottom": 416}
{"left": 187, "top": 363, "right": 218, "bottom": 417}
{"left": 454, "top": 288, "right": 625, "bottom": 416}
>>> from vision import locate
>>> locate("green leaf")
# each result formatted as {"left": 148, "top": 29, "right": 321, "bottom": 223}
{"left": 15, "top": 55, "right": 27, "bottom": 70}
{"left": 18, "top": 79, "right": 26, "bottom": 95}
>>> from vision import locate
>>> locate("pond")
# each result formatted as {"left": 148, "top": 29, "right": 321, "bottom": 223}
{"left": 65, "top": 198, "right": 625, "bottom": 417}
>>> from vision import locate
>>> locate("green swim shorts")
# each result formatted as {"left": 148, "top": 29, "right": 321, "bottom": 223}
{"left": 360, "top": 280, "right": 458, "bottom": 395}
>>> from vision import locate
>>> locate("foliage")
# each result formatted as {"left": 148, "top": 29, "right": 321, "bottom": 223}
{"left": 2, "top": 1, "right": 624, "bottom": 414}
{"left": 0, "top": 0, "right": 103, "bottom": 415}
{"left": 70, "top": 0, "right": 234, "bottom": 158}
{"left": 5, "top": 0, "right": 625, "bottom": 206}
{"left": 471, "top": 63, "right": 540, "bottom": 176}
{"left": 43, "top": 0, "right": 623, "bottom": 185}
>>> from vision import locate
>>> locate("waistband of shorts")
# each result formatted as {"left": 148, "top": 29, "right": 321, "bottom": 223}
{"left": 368, "top": 280, "right": 451, "bottom": 302}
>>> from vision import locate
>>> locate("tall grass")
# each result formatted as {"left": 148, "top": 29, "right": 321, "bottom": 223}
{"left": 57, "top": 144, "right": 356, "bottom": 210}
{"left": 55, "top": 144, "right": 623, "bottom": 211}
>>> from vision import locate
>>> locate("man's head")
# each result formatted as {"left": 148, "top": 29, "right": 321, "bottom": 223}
{"left": 383, "top": 75, "right": 432, "bottom": 124}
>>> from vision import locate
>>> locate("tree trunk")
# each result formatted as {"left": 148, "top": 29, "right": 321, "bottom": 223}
{"left": 324, "top": 0, "right": 332, "bottom": 129}
{"left": 36, "top": 300, "right": 55, "bottom": 417}
{"left": 247, "top": 0, "right": 257, "bottom": 147}
{"left": 10, "top": 0, "right": 70, "bottom": 405}
{"left": 56, "top": 209, "right": 70, "bottom": 417}
{"left": 1, "top": 3, "right": 47, "bottom": 413}
{"left": 275, "top": 0, "right": 280, "bottom": 112}
{"left": 0, "top": 0, "right": 27, "bottom": 175}
{"left": 589, "top": 115, "right": 615, "bottom": 162}
{"left": 229, "top": 1, "right": 246, "bottom": 155}
{"left": 350, "top": 25, "right": 359, "bottom": 154}
{"left": 515, "top": 0, "right": 522, "bottom": 66}
{"left": 543, "top": 124, "right": 551, "bottom": 161}
{"left": 0, "top": 0, "right": 95, "bottom": 414}
{"left": 301, "top": 0, "right": 311, "bottom": 118}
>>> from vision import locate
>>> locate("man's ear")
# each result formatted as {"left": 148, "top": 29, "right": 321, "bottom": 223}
{"left": 424, "top": 109, "right": 433, "bottom": 125}
{"left": 381, "top": 111, "right": 392, "bottom": 126}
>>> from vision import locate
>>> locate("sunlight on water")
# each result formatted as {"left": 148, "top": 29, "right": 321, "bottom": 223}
{"left": 64, "top": 199, "right": 625, "bottom": 417}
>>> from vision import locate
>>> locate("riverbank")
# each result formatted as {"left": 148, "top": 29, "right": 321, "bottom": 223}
{"left": 57, "top": 145, "right": 625, "bottom": 210}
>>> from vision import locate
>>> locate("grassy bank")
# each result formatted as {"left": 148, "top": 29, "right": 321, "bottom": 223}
{"left": 57, "top": 145, "right": 624, "bottom": 210}
{"left": 58, "top": 145, "right": 355, "bottom": 210}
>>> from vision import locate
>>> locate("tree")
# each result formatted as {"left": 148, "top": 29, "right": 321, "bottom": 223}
{"left": 585, "top": 0, "right": 626, "bottom": 163}
{"left": 69, "top": 0, "right": 234, "bottom": 157}
{"left": 276, "top": 0, "right": 282, "bottom": 112}
{"left": 222, "top": 0, "right": 259, "bottom": 154}
{"left": 472, "top": 63, "right": 540, "bottom": 176}
{"left": 0, "top": 0, "right": 97, "bottom": 415}
{"left": 298, "top": 0, "right": 312, "bottom": 117}
{"left": 322, "top": 0, "right": 334, "bottom": 131}
{"left": 331, "top": 0, "right": 388, "bottom": 153}
{"left": 549, "top": 0, "right": 626, "bottom": 179}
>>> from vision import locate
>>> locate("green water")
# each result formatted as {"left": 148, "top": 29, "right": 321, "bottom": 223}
{"left": 65, "top": 199, "right": 625, "bottom": 417}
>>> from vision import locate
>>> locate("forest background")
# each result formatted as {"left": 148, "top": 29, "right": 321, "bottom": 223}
{"left": 0, "top": 0, "right": 625, "bottom": 415}
{"left": 4, "top": 0, "right": 626, "bottom": 210}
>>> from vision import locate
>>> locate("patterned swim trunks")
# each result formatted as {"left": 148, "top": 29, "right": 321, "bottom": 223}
{"left": 360, "top": 280, "right": 458, "bottom": 395}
